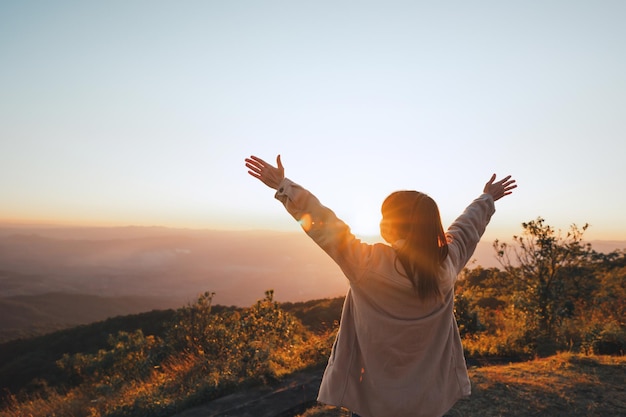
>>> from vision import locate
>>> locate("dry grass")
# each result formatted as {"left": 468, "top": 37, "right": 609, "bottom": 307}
{"left": 295, "top": 405, "right": 351, "bottom": 417}
{"left": 296, "top": 353, "right": 626, "bottom": 417}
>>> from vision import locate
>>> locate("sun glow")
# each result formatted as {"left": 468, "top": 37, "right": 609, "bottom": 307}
{"left": 348, "top": 210, "right": 383, "bottom": 239}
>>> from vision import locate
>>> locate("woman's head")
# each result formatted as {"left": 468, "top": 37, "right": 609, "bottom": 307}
{"left": 380, "top": 191, "right": 448, "bottom": 300}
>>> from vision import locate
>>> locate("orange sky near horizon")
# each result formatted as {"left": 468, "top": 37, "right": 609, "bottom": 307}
{"left": 1, "top": 1, "right": 625, "bottom": 242}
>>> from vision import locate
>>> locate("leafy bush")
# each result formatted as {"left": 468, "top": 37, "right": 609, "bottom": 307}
{"left": 579, "top": 320, "right": 626, "bottom": 355}
{"left": 0, "top": 290, "right": 336, "bottom": 417}
{"left": 457, "top": 219, "right": 626, "bottom": 358}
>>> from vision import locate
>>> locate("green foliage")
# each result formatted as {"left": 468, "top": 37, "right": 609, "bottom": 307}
{"left": 493, "top": 218, "right": 595, "bottom": 354}
{"left": 0, "top": 308, "right": 176, "bottom": 398}
{"left": 57, "top": 330, "right": 163, "bottom": 389}
{"left": 455, "top": 267, "right": 507, "bottom": 337}
{"left": 1, "top": 290, "right": 337, "bottom": 417}
{"left": 576, "top": 319, "right": 625, "bottom": 355}
{"left": 454, "top": 291, "right": 482, "bottom": 336}
{"left": 166, "top": 290, "right": 312, "bottom": 382}
{"left": 458, "top": 218, "right": 626, "bottom": 358}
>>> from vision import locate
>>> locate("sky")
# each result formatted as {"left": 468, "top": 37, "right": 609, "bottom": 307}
{"left": 1, "top": 1, "right": 625, "bottom": 242}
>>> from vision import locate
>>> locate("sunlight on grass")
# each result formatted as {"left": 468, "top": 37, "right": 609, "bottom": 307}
{"left": 295, "top": 404, "right": 349, "bottom": 417}
{"left": 293, "top": 354, "right": 626, "bottom": 417}
{"left": 477, "top": 353, "right": 598, "bottom": 390}
{"left": 449, "top": 353, "right": 626, "bottom": 417}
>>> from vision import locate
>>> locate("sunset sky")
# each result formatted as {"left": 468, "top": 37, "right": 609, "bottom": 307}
{"left": 1, "top": 1, "right": 625, "bottom": 241}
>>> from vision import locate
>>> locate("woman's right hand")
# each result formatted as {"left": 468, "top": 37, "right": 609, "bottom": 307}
{"left": 245, "top": 154, "right": 285, "bottom": 190}
{"left": 483, "top": 174, "right": 517, "bottom": 201}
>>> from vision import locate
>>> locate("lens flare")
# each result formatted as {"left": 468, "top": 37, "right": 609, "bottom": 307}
{"left": 298, "top": 213, "right": 313, "bottom": 232}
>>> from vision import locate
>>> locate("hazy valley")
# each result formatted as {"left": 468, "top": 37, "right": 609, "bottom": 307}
{"left": 1, "top": 224, "right": 623, "bottom": 342}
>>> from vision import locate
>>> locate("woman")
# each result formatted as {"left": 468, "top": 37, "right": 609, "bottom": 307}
{"left": 245, "top": 154, "right": 516, "bottom": 417}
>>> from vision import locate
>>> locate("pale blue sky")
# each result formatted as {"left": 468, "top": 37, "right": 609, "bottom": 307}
{"left": 1, "top": 1, "right": 625, "bottom": 240}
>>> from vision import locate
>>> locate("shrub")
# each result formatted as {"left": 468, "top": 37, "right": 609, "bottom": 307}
{"left": 2, "top": 290, "right": 335, "bottom": 417}
{"left": 580, "top": 321, "right": 626, "bottom": 355}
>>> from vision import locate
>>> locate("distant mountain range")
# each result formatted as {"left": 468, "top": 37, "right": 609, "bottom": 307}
{"left": 0, "top": 224, "right": 623, "bottom": 342}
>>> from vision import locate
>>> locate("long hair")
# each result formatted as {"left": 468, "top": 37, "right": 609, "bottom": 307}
{"left": 380, "top": 191, "right": 449, "bottom": 301}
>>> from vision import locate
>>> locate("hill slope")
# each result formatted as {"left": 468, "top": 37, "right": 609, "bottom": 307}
{"left": 0, "top": 308, "right": 177, "bottom": 395}
{"left": 0, "top": 292, "right": 179, "bottom": 342}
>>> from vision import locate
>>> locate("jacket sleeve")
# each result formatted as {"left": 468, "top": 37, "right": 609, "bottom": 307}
{"left": 445, "top": 193, "right": 496, "bottom": 274}
{"left": 274, "top": 178, "right": 374, "bottom": 282}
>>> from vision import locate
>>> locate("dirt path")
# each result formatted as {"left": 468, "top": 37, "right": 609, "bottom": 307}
{"left": 172, "top": 369, "right": 324, "bottom": 417}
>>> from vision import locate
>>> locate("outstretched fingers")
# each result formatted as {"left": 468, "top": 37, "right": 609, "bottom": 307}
{"left": 244, "top": 154, "right": 285, "bottom": 190}
{"left": 484, "top": 174, "right": 517, "bottom": 201}
{"left": 245, "top": 156, "right": 267, "bottom": 178}
{"left": 500, "top": 176, "right": 517, "bottom": 193}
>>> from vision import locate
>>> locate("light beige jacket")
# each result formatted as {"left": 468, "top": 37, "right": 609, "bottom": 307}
{"left": 275, "top": 178, "right": 495, "bottom": 417}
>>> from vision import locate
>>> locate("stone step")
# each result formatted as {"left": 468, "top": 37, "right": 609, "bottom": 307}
{"left": 173, "top": 368, "right": 324, "bottom": 417}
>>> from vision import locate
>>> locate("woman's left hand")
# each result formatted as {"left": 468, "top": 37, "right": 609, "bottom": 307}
{"left": 245, "top": 154, "right": 285, "bottom": 190}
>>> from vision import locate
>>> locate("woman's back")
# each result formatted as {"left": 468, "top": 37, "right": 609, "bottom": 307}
{"left": 244, "top": 154, "right": 516, "bottom": 417}
{"left": 270, "top": 178, "right": 496, "bottom": 416}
